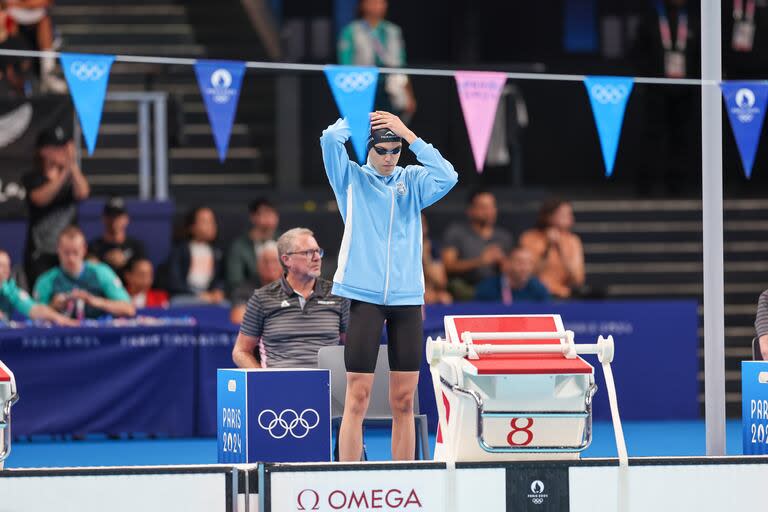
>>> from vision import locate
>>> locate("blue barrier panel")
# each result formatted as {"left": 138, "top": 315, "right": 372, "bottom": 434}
{"left": 742, "top": 361, "right": 768, "bottom": 455}
{"left": 217, "top": 369, "right": 331, "bottom": 463}
{"left": 0, "top": 321, "right": 197, "bottom": 436}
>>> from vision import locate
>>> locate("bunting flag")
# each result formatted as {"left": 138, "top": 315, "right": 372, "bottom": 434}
{"left": 721, "top": 81, "right": 768, "bottom": 179}
{"left": 60, "top": 53, "right": 115, "bottom": 155}
{"left": 455, "top": 71, "right": 507, "bottom": 173}
{"left": 194, "top": 60, "right": 246, "bottom": 163}
{"left": 324, "top": 65, "right": 378, "bottom": 163}
{"left": 583, "top": 76, "right": 634, "bottom": 177}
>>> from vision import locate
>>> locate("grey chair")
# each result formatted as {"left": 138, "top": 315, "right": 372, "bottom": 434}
{"left": 317, "top": 345, "right": 431, "bottom": 460}
{"left": 753, "top": 337, "right": 764, "bottom": 361}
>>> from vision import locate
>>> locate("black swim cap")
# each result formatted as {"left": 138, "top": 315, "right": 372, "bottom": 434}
{"left": 366, "top": 128, "right": 402, "bottom": 154}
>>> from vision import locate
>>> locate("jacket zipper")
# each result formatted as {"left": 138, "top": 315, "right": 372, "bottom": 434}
{"left": 383, "top": 188, "right": 395, "bottom": 303}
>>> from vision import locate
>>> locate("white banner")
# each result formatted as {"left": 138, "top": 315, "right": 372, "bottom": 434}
{"left": 570, "top": 464, "right": 768, "bottom": 511}
{"left": 269, "top": 467, "right": 505, "bottom": 512}
{"left": 0, "top": 472, "right": 228, "bottom": 512}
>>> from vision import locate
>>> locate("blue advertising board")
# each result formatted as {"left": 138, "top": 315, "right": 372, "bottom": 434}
{"left": 217, "top": 368, "right": 331, "bottom": 463}
{"left": 742, "top": 361, "right": 768, "bottom": 455}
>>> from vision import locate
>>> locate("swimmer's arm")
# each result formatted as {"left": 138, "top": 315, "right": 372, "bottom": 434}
{"left": 320, "top": 118, "right": 358, "bottom": 197}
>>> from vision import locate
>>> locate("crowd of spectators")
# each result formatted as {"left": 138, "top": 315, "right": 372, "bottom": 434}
{"left": 0, "top": 119, "right": 594, "bottom": 332}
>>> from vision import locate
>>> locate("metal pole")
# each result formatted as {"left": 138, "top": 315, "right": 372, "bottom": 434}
{"left": 701, "top": 0, "right": 726, "bottom": 456}
{"left": 153, "top": 96, "right": 169, "bottom": 201}
{"left": 137, "top": 100, "right": 151, "bottom": 200}
{"left": 276, "top": 74, "right": 301, "bottom": 192}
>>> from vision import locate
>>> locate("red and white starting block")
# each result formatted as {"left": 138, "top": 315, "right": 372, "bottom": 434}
{"left": 0, "top": 359, "right": 18, "bottom": 469}
{"left": 427, "top": 314, "right": 624, "bottom": 463}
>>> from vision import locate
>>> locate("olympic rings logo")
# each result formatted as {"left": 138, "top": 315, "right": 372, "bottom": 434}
{"left": 257, "top": 408, "right": 320, "bottom": 439}
{"left": 334, "top": 72, "right": 375, "bottom": 93}
{"left": 590, "top": 84, "right": 628, "bottom": 105}
{"left": 69, "top": 61, "right": 108, "bottom": 81}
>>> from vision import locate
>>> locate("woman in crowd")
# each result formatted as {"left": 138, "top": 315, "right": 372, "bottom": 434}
{"left": 519, "top": 199, "right": 585, "bottom": 299}
{"left": 167, "top": 207, "right": 226, "bottom": 305}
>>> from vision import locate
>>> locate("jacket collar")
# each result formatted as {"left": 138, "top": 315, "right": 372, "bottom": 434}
{"left": 362, "top": 161, "right": 402, "bottom": 183}
{"left": 279, "top": 275, "right": 326, "bottom": 298}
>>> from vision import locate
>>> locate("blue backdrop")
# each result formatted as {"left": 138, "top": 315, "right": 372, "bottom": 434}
{"left": 0, "top": 300, "right": 699, "bottom": 437}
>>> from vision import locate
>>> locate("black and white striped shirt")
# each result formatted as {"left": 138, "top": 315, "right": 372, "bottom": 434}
{"left": 756, "top": 290, "right": 768, "bottom": 338}
{"left": 240, "top": 276, "right": 349, "bottom": 368}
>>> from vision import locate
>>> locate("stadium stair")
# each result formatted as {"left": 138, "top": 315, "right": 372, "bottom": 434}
{"left": 53, "top": 0, "right": 275, "bottom": 203}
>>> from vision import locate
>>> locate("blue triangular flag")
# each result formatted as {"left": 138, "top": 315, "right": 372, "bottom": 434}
{"left": 324, "top": 65, "right": 379, "bottom": 164}
{"left": 60, "top": 53, "right": 114, "bottom": 155}
{"left": 721, "top": 81, "right": 768, "bottom": 179}
{"left": 584, "top": 76, "right": 634, "bottom": 177}
{"left": 194, "top": 60, "right": 246, "bottom": 163}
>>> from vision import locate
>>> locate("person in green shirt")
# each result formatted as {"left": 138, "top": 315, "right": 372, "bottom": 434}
{"left": 337, "top": 0, "right": 416, "bottom": 119}
{"left": 0, "top": 250, "right": 76, "bottom": 326}
{"left": 34, "top": 226, "right": 136, "bottom": 319}
{"left": 225, "top": 199, "right": 279, "bottom": 295}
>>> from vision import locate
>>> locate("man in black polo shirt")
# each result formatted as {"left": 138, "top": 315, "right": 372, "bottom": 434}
{"left": 232, "top": 228, "right": 349, "bottom": 368}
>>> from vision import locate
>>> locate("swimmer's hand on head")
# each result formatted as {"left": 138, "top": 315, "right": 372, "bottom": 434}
{"left": 369, "top": 111, "right": 417, "bottom": 145}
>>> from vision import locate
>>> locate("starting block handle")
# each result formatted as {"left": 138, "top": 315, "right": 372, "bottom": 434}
{"left": 436, "top": 332, "right": 614, "bottom": 363}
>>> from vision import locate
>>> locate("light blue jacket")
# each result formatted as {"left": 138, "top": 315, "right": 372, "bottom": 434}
{"left": 320, "top": 118, "right": 458, "bottom": 305}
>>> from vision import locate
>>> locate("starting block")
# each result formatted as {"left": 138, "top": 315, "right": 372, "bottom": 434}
{"left": 427, "top": 314, "right": 622, "bottom": 463}
{"left": 0, "top": 360, "right": 18, "bottom": 469}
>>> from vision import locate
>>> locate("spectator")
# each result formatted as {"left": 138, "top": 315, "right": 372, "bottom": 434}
{"left": 88, "top": 197, "right": 146, "bottom": 277}
{"left": 755, "top": 290, "right": 768, "bottom": 360}
{"left": 338, "top": 0, "right": 416, "bottom": 120}
{"left": 123, "top": 256, "right": 168, "bottom": 309}
{"left": 519, "top": 199, "right": 585, "bottom": 299}
{"left": 0, "top": 30, "right": 33, "bottom": 99}
{"left": 723, "top": 0, "right": 768, "bottom": 78}
{"left": 34, "top": 226, "right": 135, "bottom": 319}
{"left": 5, "top": 0, "right": 67, "bottom": 93}
{"left": 23, "top": 124, "right": 90, "bottom": 287}
{"left": 167, "top": 206, "right": 226, "bottom": 304}
{"left": 226, "top": 199, "right": 279, "bottom": 294}
{"left": 232, "top": 228, "right": 349, "bottom": 368}
{"left": 230, "top": 241, "right": 283, "bottom": 324}
{"left": 0, "top": 248, "right": 75, "bottom": 325}
{"left": 441, "top": 189, "right": 513, "bottom": 301}
{"left": 629, "top": 0, "right": 700, "bottom": 196}
{"left": 421, "top": 213, "right": 451, "bottom": 305}
{"left": 474, "top": 246, "right": 550, "bottom": 303}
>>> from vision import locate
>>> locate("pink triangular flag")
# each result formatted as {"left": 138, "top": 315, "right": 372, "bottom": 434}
{"left": 455, "top": 71, "right": 507, "bottom": 173}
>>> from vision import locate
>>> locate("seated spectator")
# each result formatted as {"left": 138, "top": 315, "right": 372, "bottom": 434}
{"left": 226, "top": 199, "right": 279, "bottom": 294}
{"left": 167, "top": 206, "right": 226, "bottom": 304}
{"left": 0, "top": 31, "right": 33, "bottom": 99}
{"left": 34, "top": 226, "right": 136, "bottom": 318}
{"left": 88, "top": 197, "right": 146, "bottom": 278}
{"left": 441, "top": 188, "right": 513, "bottom": 300}
{"left": 474, "top": 247, "right": 550, "bottom": 303}
{"left": 232, "top": 228, "right": 349, "bottom": 368}
{"left": 230, "top": 241, "right": 283, "bottom": 323}
{"left": 0, "top": 249, "right": 75, "bottom": 325}
{"left": 755, "top": 290, "right": 768, "bottom": 360}
{"left": 5, "top": 0, "right": 67, "bottom": 93}
{"left": 23, "top": 124, "right": 90, "bottom": 287}
{"left": 519, "top": 199, "right": 585, "bottom": 299}
{"left": 124, "top": 256, "right": 168, "bottom": 309}
{"left": 422, "top": 213, "right": 451, "bottom": 305}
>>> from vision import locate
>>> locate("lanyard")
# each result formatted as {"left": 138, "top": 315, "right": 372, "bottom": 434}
{"left": 656, "top": 2, "right": 688, "bottom": 51}
{"left": 734, "top": 0, "right": 756, "bottom": 21}
{"left": 365, "top": 23, "right": 394, "bottom": 67}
